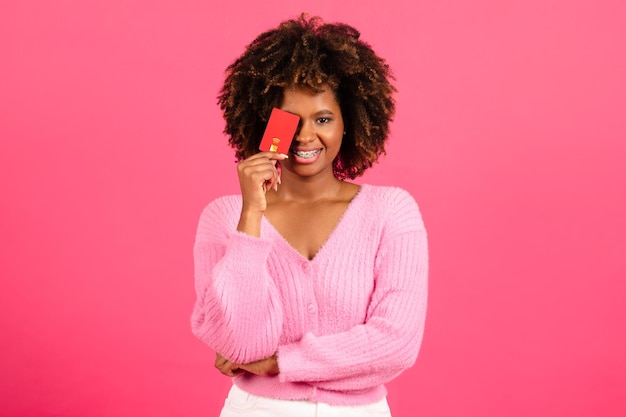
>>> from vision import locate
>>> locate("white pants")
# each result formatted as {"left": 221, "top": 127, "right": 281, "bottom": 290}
{"left": 219, "top": 384, "right": 392, "bottom": 417}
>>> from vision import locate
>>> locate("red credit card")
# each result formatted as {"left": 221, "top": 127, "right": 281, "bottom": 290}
{"left": 259, "top": 108, "right": 300, "bottom": 154}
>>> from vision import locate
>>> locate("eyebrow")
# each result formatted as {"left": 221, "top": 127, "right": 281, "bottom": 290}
{"left": 314, "top": 109, "right": 335, "bottom": 116}
{"left": 281, "top": 108, "right": 336, "bottom": 117}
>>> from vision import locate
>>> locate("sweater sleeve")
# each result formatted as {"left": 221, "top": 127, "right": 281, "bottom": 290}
{"left": 276, "top": 189, "right": 428, "bottom": 391}
{"left": 190, "top": 197, "right": 284, "bottom": 364}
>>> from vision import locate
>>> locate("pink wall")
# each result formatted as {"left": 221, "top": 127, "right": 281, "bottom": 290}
{"left": 1, "top": 0, "right": 625, "bottom": 416}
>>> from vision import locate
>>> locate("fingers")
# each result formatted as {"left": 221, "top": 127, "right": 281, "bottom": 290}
{"left": 215, "top": 352, "right": 280, "bottom": 378}
{"left": 214, "top": 353, "right": 243, "bottom": 378}
{"left": 214, "top": 352, "right": 228, "bottom": 368}
{"left": 236, "top": 354, "right": 279, "bottom": 377}
{"left": 243, "top": 153, "right": 288, "bottom": 191}
{"left": 239, "top": 160, "right": 278, "bottom": 192}
{"left": 237, "top": 153, "right": 288, "bottom": 211}
{"left": 247, "top": 152, "right": 289, "bottom": 162}
{"left": 265, "top": 153, "right": 287, "bottom": 191}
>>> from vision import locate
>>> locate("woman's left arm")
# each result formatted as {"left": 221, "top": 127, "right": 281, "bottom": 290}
{"left": 276, "top": 216, "right": 428, "bottom": 391}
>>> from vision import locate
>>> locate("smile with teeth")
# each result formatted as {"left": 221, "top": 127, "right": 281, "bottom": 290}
{"left": 292, "top": 149, "right": 322, "bottom": 159}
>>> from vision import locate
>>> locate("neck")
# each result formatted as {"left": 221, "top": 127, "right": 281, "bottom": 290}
{"left": 272, "top": 169, "right": 343, "bottom": 203}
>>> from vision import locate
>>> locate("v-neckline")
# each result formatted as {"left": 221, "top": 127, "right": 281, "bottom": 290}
{"left": 261, "top": 184, "right": 365, "bottom": 262}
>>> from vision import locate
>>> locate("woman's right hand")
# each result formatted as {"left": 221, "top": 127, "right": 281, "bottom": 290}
{"left": 236, "top": 152, "right": 288, "bottom": 236}
{"left": 237, "top": 152, "right": 288, "bottom": 213}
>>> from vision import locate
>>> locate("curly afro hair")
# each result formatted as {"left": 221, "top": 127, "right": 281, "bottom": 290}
{"left": 217, "top": 14, "right": 396, "bottom": 180}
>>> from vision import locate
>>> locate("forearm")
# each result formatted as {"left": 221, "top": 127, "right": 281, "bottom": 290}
{"left": 192, "top": 233, "right": 284, "bottom": 363}
{"left": 278, "top": 229, "right": 428, "bottom": 390}
{"left": 277, "top": 301, "right": 426, "bottom": 390}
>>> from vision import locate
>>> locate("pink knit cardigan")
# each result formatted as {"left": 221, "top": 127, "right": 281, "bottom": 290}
{"left": 191, "top": 184, "right": 428, "bottom": 405}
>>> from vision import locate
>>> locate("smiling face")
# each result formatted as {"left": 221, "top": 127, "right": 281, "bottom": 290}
{"left": 278, "top": 86, "right": 345, "bottom": 180}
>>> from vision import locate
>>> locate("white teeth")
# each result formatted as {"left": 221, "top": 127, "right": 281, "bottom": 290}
{"left": 294, "top": 149, "right": 321, "bottom": 159}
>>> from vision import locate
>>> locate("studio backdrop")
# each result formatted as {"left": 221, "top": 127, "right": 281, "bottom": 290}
{"left": 1, "top": 0, "right": 625, "bottom": 416}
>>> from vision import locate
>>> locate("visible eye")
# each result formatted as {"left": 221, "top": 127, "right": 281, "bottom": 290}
{"left": 316, "top": 117, "right": 331, "bottom": 124}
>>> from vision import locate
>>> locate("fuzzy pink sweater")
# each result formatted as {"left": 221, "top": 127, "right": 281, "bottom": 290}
{"left": 191, "top": 184, "right": 428, "bottom": 405}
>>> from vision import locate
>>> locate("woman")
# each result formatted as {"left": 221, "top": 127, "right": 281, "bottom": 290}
{"left": 191, "top": 14, "right": 428, "bottom": 417}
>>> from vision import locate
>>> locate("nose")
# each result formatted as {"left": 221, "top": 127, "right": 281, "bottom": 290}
{"left": 295, "top": 121, "right": 315, "bottom": 144}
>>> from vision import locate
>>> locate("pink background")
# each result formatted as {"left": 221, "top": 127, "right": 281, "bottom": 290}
{"left": 1, "top": 0, "right": 625, "bottom": 416}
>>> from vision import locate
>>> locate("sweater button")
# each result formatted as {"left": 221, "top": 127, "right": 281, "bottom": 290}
{"left": 302, "top": 262, "right": 311, "bottom": 272}
{"left": 307, "top": 304, "right": 316, "bottom": 313}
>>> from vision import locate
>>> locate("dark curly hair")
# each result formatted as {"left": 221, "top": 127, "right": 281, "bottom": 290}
{"left": 217, "top": 14, "right": 396, "bottom": 180}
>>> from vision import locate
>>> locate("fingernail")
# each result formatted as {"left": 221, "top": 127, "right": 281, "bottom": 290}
{"left": 278, "top": 176, "right": 282, "bottom": 185}
{"left": 274, "top": 183, "right": 278, "bottom": 192}
{"left": 280, "top": 153, "right": 289, "bottom": 158}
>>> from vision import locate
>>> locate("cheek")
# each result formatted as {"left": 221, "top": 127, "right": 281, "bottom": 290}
{"left": 329, "top": 124, "right": 345, "bottom": 147}
{"left": 324, "top": 134, "right": 342, "bottom": 151}
{"left": 335, "top": 130, "right": 345, "bottom": 148}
